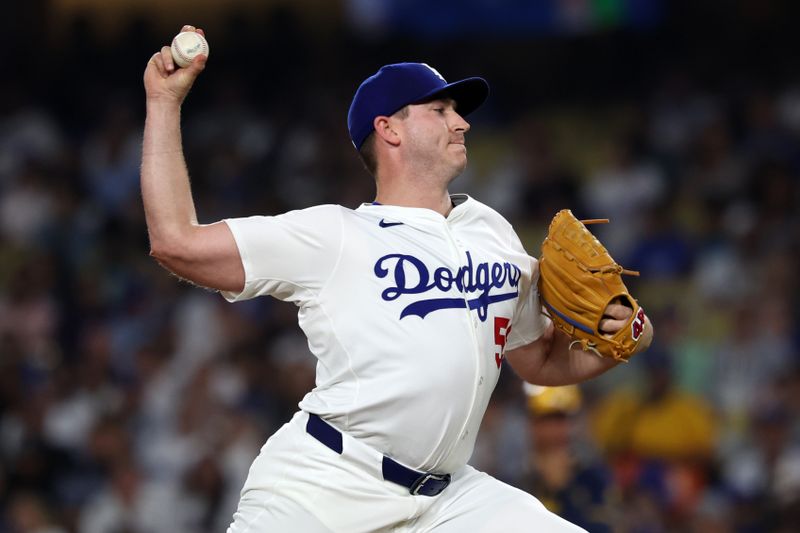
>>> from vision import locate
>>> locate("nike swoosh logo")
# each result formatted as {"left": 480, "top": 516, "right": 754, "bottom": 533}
{"left": 379, "top": 219, "right": 404, "bottom": 228}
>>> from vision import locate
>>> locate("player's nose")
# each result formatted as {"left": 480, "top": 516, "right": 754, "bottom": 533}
{"left": 452, "top": 111, "right": 470, "bottom": 133}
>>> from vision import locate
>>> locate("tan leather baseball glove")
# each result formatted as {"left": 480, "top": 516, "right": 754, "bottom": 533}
{"left": 538, "top": 209, "right": 647, "bottom": 362}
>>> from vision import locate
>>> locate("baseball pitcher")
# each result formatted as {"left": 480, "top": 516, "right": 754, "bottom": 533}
{"left": 142, "top": 25, "right": 653, "bottom": 533}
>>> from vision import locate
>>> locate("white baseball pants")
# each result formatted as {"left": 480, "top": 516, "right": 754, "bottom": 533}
{"left": 227, "top": 411, "right": 586, "bottom": 533}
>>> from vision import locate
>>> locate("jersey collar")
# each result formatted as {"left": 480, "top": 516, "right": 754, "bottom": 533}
{"left": 360, "top": 194, "right": 472, "bottom": 218}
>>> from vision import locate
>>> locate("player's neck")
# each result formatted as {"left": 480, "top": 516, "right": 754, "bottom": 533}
{"left": 373, "top": 153, "right": 462, "bottom": 216}
{"left": 374, "top": 182, "right": 453, "bottom": 217}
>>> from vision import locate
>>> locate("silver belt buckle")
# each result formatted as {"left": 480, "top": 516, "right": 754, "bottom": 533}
{"left": 411, "top": 473, "right": 451, "bottom": 496}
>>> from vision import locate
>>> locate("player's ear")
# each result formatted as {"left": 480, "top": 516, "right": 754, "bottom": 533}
{"left": 373, "top": 116, "right": 401, "bottom": 147}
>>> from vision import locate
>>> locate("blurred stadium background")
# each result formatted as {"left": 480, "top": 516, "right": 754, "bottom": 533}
{"left": 2, "top": 0, "right": 800, "bottom": 531}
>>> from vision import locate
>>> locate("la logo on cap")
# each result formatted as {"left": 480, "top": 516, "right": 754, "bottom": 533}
{"left": 422, "top": 63, "right": 446, "bottom": 82}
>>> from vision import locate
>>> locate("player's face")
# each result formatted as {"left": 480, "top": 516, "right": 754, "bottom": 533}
{"left": 400, "top": 98, "right": 471, "bottom": 180}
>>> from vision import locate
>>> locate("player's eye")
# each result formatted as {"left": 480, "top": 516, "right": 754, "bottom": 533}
{"left": 433, "top": 108, "right": 445, "bottom": 114}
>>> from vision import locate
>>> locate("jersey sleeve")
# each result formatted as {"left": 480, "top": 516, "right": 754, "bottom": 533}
{"left": 506, "top": 258, "right": 550, "bottom": 350}
{"left": 504, "top": 225, "right": 549, "bottom": 351}
{"left": 220, "top": 204, "right": 344, "bottom": 305}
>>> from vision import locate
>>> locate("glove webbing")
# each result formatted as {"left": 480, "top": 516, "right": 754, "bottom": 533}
{"left": 568, "top": 217, "right": 640, "bottom": 277}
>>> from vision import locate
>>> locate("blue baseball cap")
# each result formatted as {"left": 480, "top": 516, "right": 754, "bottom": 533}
{"left": 347, "top": 62, "right": 490, "bottom": 151}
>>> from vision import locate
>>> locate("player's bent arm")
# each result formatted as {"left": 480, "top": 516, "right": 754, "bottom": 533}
{"left": 506, "top": 316, "right": 653, "bottom": 386}
{"left": 140, "top": 28, "right": 244, "bottom": 292}
{"left": 142, "top": 98, "right": 244, "bottom": 293}
{"left": 149, "top": 221, "right": 244, "bottom": 293}
{"left": 506, "top": 325, "right": 617, "bottom": 386}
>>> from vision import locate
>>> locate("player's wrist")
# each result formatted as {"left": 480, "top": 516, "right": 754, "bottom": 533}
{"left": 632, "top": 317, "right": 654, "bottom": 355}
{"left": 146, "top": 94, "right": 184, "bottom": 108}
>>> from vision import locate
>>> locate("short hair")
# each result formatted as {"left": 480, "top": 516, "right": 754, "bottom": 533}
{"left": 355, "top": 106, "right": 409, "bottom": 178}
{"left": 358, "top": 133, "right": 378, "bottom": 177}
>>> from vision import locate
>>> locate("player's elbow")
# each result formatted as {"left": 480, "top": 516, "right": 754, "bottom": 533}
{"left": 149, "top": 235, "right": 191, "bottom": 272}
{"left": 505, "top": 344, "right": 546, "bottom": 384}
{"left": 149, "top": 243, "right": 173, "bottom": 264}
{"left": 146, "top": 222, "right": 244, "bottom": 293}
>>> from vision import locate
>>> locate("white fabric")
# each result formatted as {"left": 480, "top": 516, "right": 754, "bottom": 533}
{"left": 226, "top": 411, "right": 585, "bottom": 533}
{"left": 223, "top": 195, "right": 546, "bottom": 473}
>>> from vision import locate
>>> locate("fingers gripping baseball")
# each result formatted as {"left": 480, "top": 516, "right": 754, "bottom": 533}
{"left": 144, "top": 26, "right": 207, "bottom": 104}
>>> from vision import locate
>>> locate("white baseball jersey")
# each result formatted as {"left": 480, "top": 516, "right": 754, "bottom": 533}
{"left": 222, "top": 194, "right": 547, "bottom": 474}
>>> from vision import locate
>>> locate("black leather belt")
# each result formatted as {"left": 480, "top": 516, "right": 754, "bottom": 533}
{"left": 306, "top": 413, "right": 451, "bottom": 497}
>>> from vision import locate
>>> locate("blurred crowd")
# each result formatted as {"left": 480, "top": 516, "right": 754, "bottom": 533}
{"left": 2, "top": 3, "right": 800, "bottom": 532}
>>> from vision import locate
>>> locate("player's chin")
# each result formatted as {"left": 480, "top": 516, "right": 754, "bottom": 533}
{"left": 452, "top": 157, "right": 468, "bottom": 176}
{"left": 448, "top": 143, "right": 468, "bottom": 164}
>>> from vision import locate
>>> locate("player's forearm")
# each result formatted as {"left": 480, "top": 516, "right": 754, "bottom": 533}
{"left": 141, "top": 100, "right": 199, "bottom": 259}
{"left": 542, "top": 329, "right": 620, "bottom": 384}
{"left": 507, "top": 328, "right": 618, "bottom": 386}
{"left": 533, "top": 318, "right": 653, "bottom": 384}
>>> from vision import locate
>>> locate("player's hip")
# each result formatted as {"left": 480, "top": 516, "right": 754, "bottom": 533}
{"left": 236, "top": 411, "right": 431, "bottom": 531}
{"left": 232, "top": 412, "right": 584, "bottom": 533}
{"left": 299, "top": 392, "right": 479, "bottom": 473}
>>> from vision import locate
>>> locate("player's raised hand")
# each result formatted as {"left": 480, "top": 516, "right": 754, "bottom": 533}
{"left": 144, "top": 26, "right": 207, "bottom": 105}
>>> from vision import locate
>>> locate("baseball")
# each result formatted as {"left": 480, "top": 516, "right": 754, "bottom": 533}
{"left": 170, "top": 31, "right": 209, "bottom": 68}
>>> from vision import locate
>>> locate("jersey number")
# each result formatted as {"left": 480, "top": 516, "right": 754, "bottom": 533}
{"left": 494, "top": 316, "right": 512, "bottom": 368}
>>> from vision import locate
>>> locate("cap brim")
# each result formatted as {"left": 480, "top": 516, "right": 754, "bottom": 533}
{"left": 414, "top": 77, "right": 489, "bottom": 116}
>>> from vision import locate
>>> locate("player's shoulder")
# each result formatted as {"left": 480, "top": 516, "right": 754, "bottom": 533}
{"left": 453, "top": 194, "right": 514, "bottom": 228}
{"left": 307, "top": 203, "right": 388, "bottom": 228}
{"left": 279, "top": 203, "right": 350, "bottom": 222}
{"left": 456, "top": 194, "right": 502, "bottom": 216}
{"left": 225, "top": 204, "right": 350, "bottom": 236}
